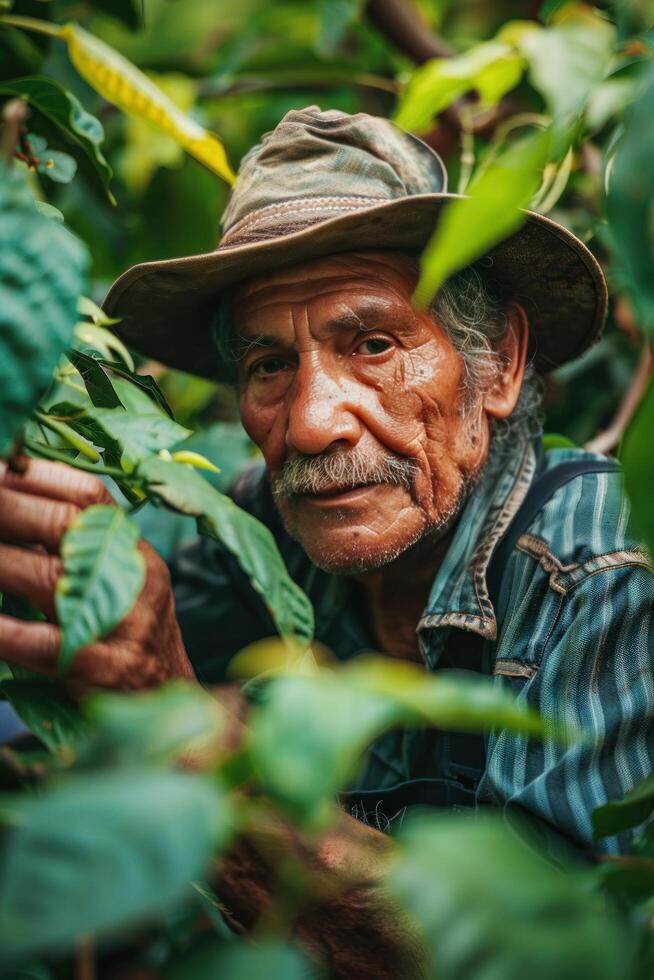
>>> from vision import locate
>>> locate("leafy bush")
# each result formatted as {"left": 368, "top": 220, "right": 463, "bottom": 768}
{"left": 1, "top": 1, "right": 654, "bottom": 976}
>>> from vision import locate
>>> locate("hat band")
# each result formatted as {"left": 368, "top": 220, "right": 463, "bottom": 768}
{"left": 219, "top": 194, "right": 390, "bottom": 249}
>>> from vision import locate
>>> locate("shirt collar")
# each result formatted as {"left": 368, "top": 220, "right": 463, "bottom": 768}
{"left": 417, "top": 440, "right": 537, "bottom": 668}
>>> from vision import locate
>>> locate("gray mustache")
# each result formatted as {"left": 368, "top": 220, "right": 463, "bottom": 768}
{"left": 271, "top": 451, "right": 419, "bottom": 498}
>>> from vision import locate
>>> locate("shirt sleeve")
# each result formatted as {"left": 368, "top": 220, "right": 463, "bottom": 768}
{"left": 480, "top": 563, "right": 654, "bottom": 855}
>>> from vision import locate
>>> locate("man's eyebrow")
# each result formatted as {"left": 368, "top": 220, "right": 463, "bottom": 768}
{"left": 232, "top": 301, "right": 412, "bottom": 356}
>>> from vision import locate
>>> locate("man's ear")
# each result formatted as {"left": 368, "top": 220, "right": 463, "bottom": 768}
{"left": 482, "top": 303, "right": 530, "bottom": 421}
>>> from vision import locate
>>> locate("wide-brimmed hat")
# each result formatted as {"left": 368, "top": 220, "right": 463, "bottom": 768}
{"left": 104, "top": 105, "right": 607, "bottom": 380}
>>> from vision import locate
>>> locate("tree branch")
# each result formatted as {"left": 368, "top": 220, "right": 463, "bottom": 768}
{"left": 585, "top": 341, "right": 654, "bottom": 455}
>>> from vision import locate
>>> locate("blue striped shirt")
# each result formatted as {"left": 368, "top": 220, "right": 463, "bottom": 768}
{"left": 173, "top": 441, "right": 654, "bottom": 854}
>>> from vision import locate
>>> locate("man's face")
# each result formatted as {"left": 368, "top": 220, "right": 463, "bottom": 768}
{"left": 233, "top": 252, "right": 492, "bottom": 574}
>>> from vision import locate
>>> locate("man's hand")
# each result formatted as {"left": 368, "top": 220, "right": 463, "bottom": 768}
{"left": 0, "top": 458, "right": 195, "bottom": 695}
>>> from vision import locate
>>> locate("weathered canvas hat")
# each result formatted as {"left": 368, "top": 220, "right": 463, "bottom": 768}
{"left": 104, "top": 105, "right": 607, "bottom": 379}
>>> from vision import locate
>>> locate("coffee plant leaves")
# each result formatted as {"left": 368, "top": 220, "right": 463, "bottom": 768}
{"left": 165, "top": 936, "right": 313, "bottom": 980}
{"left": 395, "top": 41, "right": 524, "bottom": 133}
{"left": 622, "top": 375, "right": 654, "bottom": 558}
{"left": 511, "top": 7, "right": 615, "bottom": 125}
{"left": 249, "top": 661, "right": 552, "bottom": 827}
{"left": 593, "top": 771, "right": 654, "bottom": 839}
{"left": 606, "top": 63, "right": 654, "bottom": 333}
{"left": 0, "top": 76, "right": 113, "bottom": 199}
{"left": 66, "top": 350, "right": 123, "bottom": 408}
{"left": 250, "top": 673, "right": 399, "bottom": 826}
{"left": 55, "top": 505, "right": 146, "bottom": 670}
{"left": 82, "top": 681, "right": 224, "bottom": 767}
{"left": 87, "top": 382, "right": 190, "bottom": 468}
{"left": 414, "top": 129, "right": 551, "bottom": 307}
{"left": 139, "top": 456, "right": 315, "bottom": 647}
{"left": 0, "top": 769, "right": 231, "bottom": 963}
{"left": 344, "top": 656, "right": 551, "bottom": 738}
{"left": 0, "top": 164, "right": 88, "bottom": 458}
{"left": 386, "top": 812, "right": 632, "bottom": 980}
{"left": 0, "top": 678, "right": 86, "bottom": 755}
{"left": 58, "top": 24, "right": 236, "bottom": 184}
{"left": 100, "top": 362, "right": 175, "bottom": 417}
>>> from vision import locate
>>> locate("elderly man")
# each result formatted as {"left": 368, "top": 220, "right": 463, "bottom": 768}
{"left": 0, "top": 107, "right": 653, "bottom": 973}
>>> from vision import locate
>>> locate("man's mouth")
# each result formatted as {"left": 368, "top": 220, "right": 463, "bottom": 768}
{"left": 299, "top": 482, "right": 383, "bottom": 503}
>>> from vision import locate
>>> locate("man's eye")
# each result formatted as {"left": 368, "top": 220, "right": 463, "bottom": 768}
{"left": 356, "top": 337, "right": 393, "bottom": 355}
{"left": 250, "top": 356, "right": 289, "bottom": 377}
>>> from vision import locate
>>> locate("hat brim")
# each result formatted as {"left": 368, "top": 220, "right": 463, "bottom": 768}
{"left": 103, "top": 194, "right": 607, "bottom": 379}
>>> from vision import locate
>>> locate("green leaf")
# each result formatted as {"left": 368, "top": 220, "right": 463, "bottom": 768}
{"left": 249, "top": 659, "right": 552, "bottom": 827}
{"left": 515, "top": 7, "right": 615, "bottom": 125}
{"left": 0, "top": 76, "right": 113, "bottom": 200}
{"left": 606, "top": 63, "right": 654, "bottom": 333}
{"left": 251, "top": 673, "right": 399, "bottom": 827}
{"left": 165, "top": 936, "right": 313, "bottom": 980}
{"left": 0, "top": 769, "right": 231, "bottom": 963}
{"left": 55, "top": 505, "right": 146, "bottom": 670}
{"left": 0, "top": 164, "right": 88, "bottom": 457}
{"left": 395, "top": 41, "right": 525, "bottom": 133}
{"left": 593, "top": 771, "right": 654, "bottom": 839}
{"left": 83, "top": 681, "right": 223, "bottom": 767}
{"left": 139, "top": 456, "right": 314, "bottom": 648}
{"left": 414, "top": 129, "right": 552, "bottom": 306}
{"left": 86, "top": 381, "right": 190, "bottom": 468}
{"left": 100, "top": 362, "right": 174, "bottom": 417}
{"left": 622, "top": 375, "right": 654, "bottom": 557}
{"left": 66, "top": 349, "right": 123, "bottom": 408}
{"left": 387, "top": 812, "right": 632, "bottom": 980}
{"left": 0, "top": 679, "right": 87, "bottom": 755}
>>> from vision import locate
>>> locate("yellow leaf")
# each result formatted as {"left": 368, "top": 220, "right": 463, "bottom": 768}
{"left": 59, "top": 23, "right": 235, "bottom": 184}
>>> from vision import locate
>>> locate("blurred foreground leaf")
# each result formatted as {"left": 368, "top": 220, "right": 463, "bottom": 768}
{"left": 0, "top": 164, "right": 88, "bottom": 456}
{"left": 593, "top": 771, "right": 654, "bottom": 839}
{"left": 395, "top": 41, "right": 524, "bottom": 133}
{"left": 387, "top": 812, "right": 632, "bottom": 980}
{"left": 0, "top": 679, "right": 86, "bottom": 755}
{"left": 0, "top": 769, "right": 231, "bottom": 964}
{"left": 165, "top": 935, "right": 313, "bottom": 980}
{"left": 250, "top": 658, "right": 554, "bottom": 827}
{"left": 55, "top": 505, "right": 146, "bottom": 670}
{"left": 414, "top": 129, "right": 551, "bottom": 307}
{"left": 607, "top": 62, "right": 654, "bottom": 333}
{"left": 83, "top": 681, "right": 224, "bottom": 767}
{"left": 622, "top": 375, "right": 654, "bottom": 557}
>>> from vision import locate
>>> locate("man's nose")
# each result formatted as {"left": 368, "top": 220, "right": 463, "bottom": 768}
{"left": 285, "top": 360, "right": 362, "bottom": 456}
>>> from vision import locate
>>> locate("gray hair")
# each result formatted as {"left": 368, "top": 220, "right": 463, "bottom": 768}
{"left": 430, "top": 261, "right": 543, "bottom": 453}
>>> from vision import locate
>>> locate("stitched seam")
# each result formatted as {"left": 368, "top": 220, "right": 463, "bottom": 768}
{"left": 554, "top": 558, "right": 653, "bottom": 595}
{"left": 223, "top": 195, "right": 388, "bottom": 237}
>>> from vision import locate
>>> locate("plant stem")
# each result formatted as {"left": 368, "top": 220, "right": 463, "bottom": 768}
{"left": 34, "top": 411, "right": 100, "bottom": 462}
{"left": 24, "top": 438, "right": 134, "bottom": 481}
{"left": 0, "top": 14, "right": 62, "bottom": 39}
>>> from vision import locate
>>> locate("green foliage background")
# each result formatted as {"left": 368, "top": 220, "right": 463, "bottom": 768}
{"left": 2, "top": 0, "right": 654, "bottom": 977}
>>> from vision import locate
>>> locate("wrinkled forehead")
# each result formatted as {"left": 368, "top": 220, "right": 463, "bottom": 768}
{"left": 231, "top": 250, "right": 421, "bottom": 323}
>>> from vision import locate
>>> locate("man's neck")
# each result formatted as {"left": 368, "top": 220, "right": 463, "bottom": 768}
{"left": 354, "top": 527, "right": 454, "bottom": 663}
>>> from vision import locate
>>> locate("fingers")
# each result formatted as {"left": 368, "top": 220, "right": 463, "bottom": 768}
{"left": 0, "top": 544, "right": 60, "bottom": 618}
{"left": 0, "top": 458, "right": 113, "bottom": 508}
{"left": 0, "top": 615, "right": 61, "bottom": 676}
{"left": 0, "top": 485, "right": 79, "bottom": 552}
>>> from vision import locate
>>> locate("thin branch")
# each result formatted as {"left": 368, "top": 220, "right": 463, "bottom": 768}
{"left": 585, "top": 341, "right": 654, "bottom": 455}
{"left": 364, "top": 0, "right": 452, "bottom": 61}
